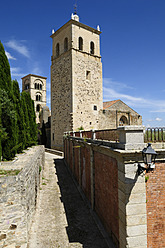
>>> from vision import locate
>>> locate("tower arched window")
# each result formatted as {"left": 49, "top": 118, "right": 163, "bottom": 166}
{"left": 40, "top": 84, "right": 42, "bottom": 90}
{"left": 64, "top": 37, "right": 68, "bottom": 52}
{"left": 90, "top": 41, "right": 95, "bottom": 55}
{"left": 36, "top": 94, "right": 41, "bottom": 101}
{"left": 56, "top": 43, "right": 60, "bottom": 57}
{"left": 79, "top": 37, "right": 83, "bottom": 51}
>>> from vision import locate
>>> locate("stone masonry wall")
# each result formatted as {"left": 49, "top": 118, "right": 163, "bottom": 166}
{"left": 98, "top": 110, "right": 142, "bottom": 130}
{"left": 0, "top": 146, "right": 45, "bottom": 248}
{"left": 72, "top": 50, "right": 103, "bottom": 131}
{"left": 51, "top": 52, "right": 72, "bottom": 150}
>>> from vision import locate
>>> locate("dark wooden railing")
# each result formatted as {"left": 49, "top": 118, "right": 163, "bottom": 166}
{"left": 68, "top": 129, "right": 119, "bottom": 142}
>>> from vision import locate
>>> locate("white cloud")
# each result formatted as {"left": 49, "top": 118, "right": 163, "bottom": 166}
{"left": 31, "top": 67, "right": 42, "bottom": 75}
{"left": 103, "top": 78, "right": 165, "bottom": 112}
{"left": 5, "top": 40, "right": 30, "bottom": 58}
{"left": 103, "top": 87, "right": 146, "bottom": 104}
{"left": 155, "top": 117, "right": 162, "bottom": 121}
{"left": 5, "top": 51, "right": 16, "bottom": 60}
{"left": 150, "top": 109, "right": 165, "bottom": 113}
{"left": 103, "top": 78, "right": 134, "bottom": 90}
{"left": 11, "top": 67, "right": 25, "bottom": 78}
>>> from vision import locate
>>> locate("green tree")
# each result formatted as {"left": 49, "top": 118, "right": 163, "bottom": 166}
{"left": 0, "top": 89, "right": 17, "bottom": 160}
{"left": 21, "top": 92, "right": 31, "bottom": 147}
{"left": 12, "top": 80, "right": 26, "bottom": 152}
{"left": 0, "top": 41, "right": 11, "bottom": 93}
{"left": 0, "top": 105, "right": 2, "bottom": 160}
{"left": 22, "top": 92, "right": 37, "bottom": 145}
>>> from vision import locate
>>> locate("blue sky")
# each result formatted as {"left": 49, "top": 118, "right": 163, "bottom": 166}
{"left": 1, "top": 0, "right": 165, "bottom": 127}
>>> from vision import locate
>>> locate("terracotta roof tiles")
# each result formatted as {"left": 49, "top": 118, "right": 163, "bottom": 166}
{"left": 103, "top": 100, "right": 120, "bottom": 109}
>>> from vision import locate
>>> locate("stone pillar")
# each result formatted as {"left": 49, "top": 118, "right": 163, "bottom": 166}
{"left": 117, "top": 126, "right": 147, "bottom": 248}
{"left": 117, "top": 125, "right": 145, "bottom": 150}
{"left": 91, "top": 129, "right": 96, "bottom": 140}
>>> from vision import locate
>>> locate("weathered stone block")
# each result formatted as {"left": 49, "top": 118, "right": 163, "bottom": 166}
{"left": 126, "top": 203, "right": 146, "bottom": 216}
{"left": 126, "top": 235, "right": 147, "bottom": 247}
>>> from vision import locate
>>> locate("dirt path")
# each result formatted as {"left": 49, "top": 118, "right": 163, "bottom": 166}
{"left": 28, "top": 152, "right": 111, "bottom": 248}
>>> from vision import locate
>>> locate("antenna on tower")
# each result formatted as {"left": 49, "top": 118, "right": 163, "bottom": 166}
{"left": 74, "top": 0, "right": 77, "bottom": 15}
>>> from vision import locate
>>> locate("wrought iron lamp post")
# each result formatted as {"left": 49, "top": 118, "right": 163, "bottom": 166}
{"left": 138, "top": 143, "right": 157, "bottom": 174}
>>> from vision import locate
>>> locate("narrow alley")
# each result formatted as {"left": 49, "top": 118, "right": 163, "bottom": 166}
{"left": 29, "top": 152, "right": 114, "bottom": 248}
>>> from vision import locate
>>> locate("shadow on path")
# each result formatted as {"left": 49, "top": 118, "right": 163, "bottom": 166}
{"left": 54, "top": 158, "right": 109, "bottom": 248}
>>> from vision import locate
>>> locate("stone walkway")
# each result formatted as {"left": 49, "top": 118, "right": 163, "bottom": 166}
{"left": 28, "top": 152, "right": 112, "bottom": 248}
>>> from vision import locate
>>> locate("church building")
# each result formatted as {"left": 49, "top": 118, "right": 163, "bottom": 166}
{"left": 50, "top": 13, "right": 142, "bottom": 150}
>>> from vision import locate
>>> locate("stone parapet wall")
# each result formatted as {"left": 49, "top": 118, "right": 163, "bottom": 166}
{"left": 0, "top": 146, "right": 45, "bottom": 248}
{"left": 64, "top": 131, "right": 165, "bottom": 248}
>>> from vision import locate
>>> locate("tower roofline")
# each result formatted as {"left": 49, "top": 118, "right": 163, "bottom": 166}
{"left": 21, "top": 74, "right": 47, "bottom": 80}
{"left": 50, "top": 19, "right": 101, "bottom": 39}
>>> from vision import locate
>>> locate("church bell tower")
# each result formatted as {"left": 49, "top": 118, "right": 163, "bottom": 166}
{"left": 51, "top": 13, "right": 103, "bottom": 150}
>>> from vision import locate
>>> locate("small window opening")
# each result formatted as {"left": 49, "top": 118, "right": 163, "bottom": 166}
{"left": 56, "top": 43, "right": 60, "bottom": 57}
{"left": 119, "top": 116, "right": 128, "bottom": 126}
{"left": 36, "top": 104, "right": 40, "bottom": 112}
{"left": 53, "top": 133, "right": 54, "bottom": 141}
{"left": 86, "top": 70, "right": 91, "bottom": 80}
{"left": 40, "top": 84, "right": 42, "bottom": 90}
{"left": 25, "top": 84, "right": 29, "bottom": 90}
{"left": 90, "top": 122, "right": 92, "bottom": 125}
{"left": 90, "top": 41, "right": 95, "bottom": 54}
{"left": 35, "top": 83, "right": 37, "bottom": 89}
{"left": 36, "top": 94, "right": 41, "bottom": 101}
{"left": 64, "top": 37, "right": 68, "bottom": 52}
{"left": 79, "top": 37, "right": 83, "bottom": 51}
{"left": 94, "top": 105, "right": 97, "bottom": 111}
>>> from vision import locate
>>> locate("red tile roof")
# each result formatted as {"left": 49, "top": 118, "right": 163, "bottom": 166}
{"left": 103, "top": 100, "right": 120, "bottom": 109}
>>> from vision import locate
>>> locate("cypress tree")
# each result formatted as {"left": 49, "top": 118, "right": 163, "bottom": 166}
{"left": 12, "top": 80, "right": 26, "bottom": 152}
{"left": 0, "top": 41, "right": 11, "bottom": 93}
{"left": 21, "top": 92, "right": 31, "bottom": 147}
{"left": 0, "top": 89, "right": 16, "bottom": 160}
{"left": 0, "top": 42, "right": 17, "bottom": 160}
{"left": 0, "top": 105, "right": 2, "bottom": 160}
{"left": 22, "top": 92, "right": 37, "bottom": 145}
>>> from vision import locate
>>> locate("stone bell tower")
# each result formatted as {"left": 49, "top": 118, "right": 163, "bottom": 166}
{"left": 22, "top": 74, "right": 47, "bottom": 123}
{"left": 51, "top": 13, "right": 103, "bottom": 150}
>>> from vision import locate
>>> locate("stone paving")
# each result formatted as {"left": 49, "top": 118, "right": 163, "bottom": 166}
{"left": 28, "top": 152, "right": 111, "bottom": 248}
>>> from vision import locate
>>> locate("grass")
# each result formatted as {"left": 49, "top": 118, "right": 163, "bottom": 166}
{"left": 0, "top": 169, "right": 21, "bottom": 176}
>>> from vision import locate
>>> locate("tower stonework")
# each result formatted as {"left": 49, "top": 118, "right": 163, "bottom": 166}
{"left": 22, "top": 74, "right": 47, "bottom": 123}
{"left": 51, "top": 15, "right": 103, "bottom": 150}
